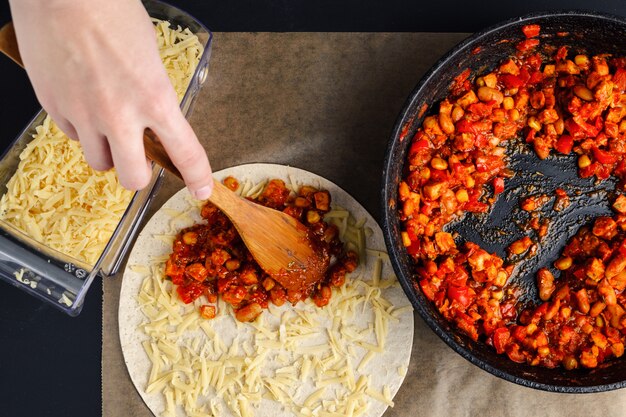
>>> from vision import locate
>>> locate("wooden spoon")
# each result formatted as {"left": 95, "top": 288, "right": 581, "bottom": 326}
{"left": 142, "top": 131, "right": 330, "bottom": 294}
{"left": 0, "top": 22, "right": 329, "bottom": 294}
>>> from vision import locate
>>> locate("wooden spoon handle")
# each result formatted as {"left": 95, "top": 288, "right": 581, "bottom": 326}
{"left": 143, "top": 130, "right": 240, "bottom": 207}
{"left": 143, "top": 129, "right": 182, "bottom": 179}
{"left": 0, "top": 23, "right": 23, "bottom": 68}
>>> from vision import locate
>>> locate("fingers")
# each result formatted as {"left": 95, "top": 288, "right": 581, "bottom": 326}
{"left": 52, "top": 116, "right": 79, "bottom": 141}
{"left": 106, "top": 126, "right": 153, "bottom": 191}
{"left": 76, "top": 128, "right": 114, "bottom": 172}
{"left": 151, "top": 109, "right": 213, "bottom": 200}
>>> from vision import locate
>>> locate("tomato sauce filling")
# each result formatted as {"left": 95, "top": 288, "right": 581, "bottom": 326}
{"left": 400, "top": 24, "right": 626, "bottom": 369}
{"left": 165, "top": 178, "right": 358, "bottom": 322}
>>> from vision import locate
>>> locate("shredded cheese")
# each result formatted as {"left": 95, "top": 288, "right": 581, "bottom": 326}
{"left": 132, "top": 179, "right": 413, "bottom": 417}
{"left": 0, "top": 19, "right": 203, "bottom": 267}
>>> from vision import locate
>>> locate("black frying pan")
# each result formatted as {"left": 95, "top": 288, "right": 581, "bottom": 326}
{"left": 382, "top": 11, "right": 626, "bottom": 392}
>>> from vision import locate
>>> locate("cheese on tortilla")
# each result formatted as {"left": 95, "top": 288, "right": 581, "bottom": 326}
{"left": 132, "top": 179, "right": 412, "bottom": 417}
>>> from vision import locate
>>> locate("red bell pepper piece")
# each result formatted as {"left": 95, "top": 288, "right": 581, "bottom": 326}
{"left": 177, "top": 282, "right": 205, "bottom": 304}
{"left": 555, "top": 135, "right": 573, "bottom": 154}
{"left": 516, "top": 39, "right": 540, "bottom": 52}
{"left": 493, "top": 177, "right": 505, "bottom": 195}
{"left": 409, "top": 138, "right": 430, "bottom": 155}
{"left": 493, "top": 327, "right": 511, "bottom": 354}
{"left": 447, "top": 285, "right": 472, "bottom": 308}
{"left": 521, "top": 24, "right": 540, "bottom": 38}
{"left": 593, "top": 147, "right": 618, "bottom": 165}
{"left": 613, "top": 68, "right": 626, "bottom": 91}
{"left": 555, "top": 45, "right": 569, "bottom": 61}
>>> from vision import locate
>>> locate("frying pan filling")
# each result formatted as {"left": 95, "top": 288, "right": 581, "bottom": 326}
{"left": 399, "top": 24, "right": 626, "bottom": 369}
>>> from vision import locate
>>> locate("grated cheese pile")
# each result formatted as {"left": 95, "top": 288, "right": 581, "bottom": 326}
{"left": 0, "top": 20, "right": 203, "bottom": 266}
{"left": 133, "top": 178, "right": 413, "bottom": 417}
{"left": 153, "top": 19, "right": 204, "bottom": 101}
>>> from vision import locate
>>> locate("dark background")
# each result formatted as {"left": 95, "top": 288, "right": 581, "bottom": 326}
{"left": 0, "top": 1, "right": 625, "bottom": 416}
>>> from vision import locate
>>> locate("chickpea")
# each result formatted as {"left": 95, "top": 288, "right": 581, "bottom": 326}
{"left": 294, "top": 196, "right": 311, "bottom": 207}
{"left": 223, "top": 176, "right": 239, "bottom": 191}
{"left": 537, "top": 268, "right": 555, "bottom": 301}
{"left": 438, "top": 113, "right": 455, "bottom": 135}
{"left": 527, "top": 116, "right": 542, "bottom": 131}
{"left": 182, "top": 231, "right": 198, "bottom": 246}
{"left": 477, "top": 86, "right": 504, "bottom": 105}
{"left": 574, "top": 54, "right": 589, "bottom": 67}
{"left": 235, "top": 303, "right": 263, "bottom": 322}
{"left": 451, "top": 105, "right": 465, "bottom": 122}
{"left": 306, "top": 210, "right": 321, "bottom": 224}
{"left": 562, "top": 355, "right": 578, "bottom": 370}
{"left": 576, "top": 289, "right": 590, "bottom": 314}
{"left": 578, "top": 155, "right": 591, "bottom": 168}
{"left": 430, "top": 157, "right": 448, "bottom": 170}
{"left": 589, "top": 301, "right": 606, "bottom": 318}
{"left": 262, "top": 277, "right": 275, "bottom": 291}
{"left": 573, "top": 85, "right": 594, "bottom": 101}
{"left": 455, "top": 189, "right": 469, "bottom": 203}
{"left": 225, "top": 259, "right": 241, "bottom": 271}
{"left": 502, "top": 96, "right": 514, "bottom": 110}
{"left": 508, "top": 236, "right": 532, "bottom": 255}
{"left": 554, "top": 256, "right": 572, "bottom": 270}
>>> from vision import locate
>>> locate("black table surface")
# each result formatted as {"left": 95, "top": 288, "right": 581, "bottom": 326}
{"left": 1, "top": 1, "right": 625, "bottom": 416}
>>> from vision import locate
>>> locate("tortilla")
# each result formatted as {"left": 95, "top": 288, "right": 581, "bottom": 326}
{"left": 119, "top": 163, "right": 414, "bottom": 417}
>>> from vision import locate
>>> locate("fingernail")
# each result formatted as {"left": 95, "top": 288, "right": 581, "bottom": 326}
{"left": 193, "top": 184, "right": 213, "bottom": 200}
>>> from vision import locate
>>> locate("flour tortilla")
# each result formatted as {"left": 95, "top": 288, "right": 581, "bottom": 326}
{"left": 119, "top": 163, "right": 414, "bottom": 417}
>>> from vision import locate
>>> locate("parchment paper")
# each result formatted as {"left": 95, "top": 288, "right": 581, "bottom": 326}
{"left": 102, "top": 32, "right": 626, "bottom": 417}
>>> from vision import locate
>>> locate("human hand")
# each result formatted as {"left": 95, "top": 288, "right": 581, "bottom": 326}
{"left": 8, "top": 0, "right": 214, "bottom": 199}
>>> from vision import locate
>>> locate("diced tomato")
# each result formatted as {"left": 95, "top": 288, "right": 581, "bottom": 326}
{"left": 528, "top": 70, "right": 544, "bottom": 85}
{"left": 493, "top": 327, "right": 511, "bottom": 354}
{"left": 500, "top": 302, "right": 517, "bottom": 320}
{"left": 595, "top": 163, "right": 611, "bottom": 180}
{"left": 452, "top": 68, "right": 471, "bottom": 91}
{"left": 165, "top": 258, "right": 185, "bottom": 285}
{"left": 177, "top": 282, "right": 205, "bottom": 304}
{"left": 526, "top": 53, "right": 543, "bottom": 70}
{"left": 506, "top": 344, "right": 527, "bottom": 363}
{"left": 618, "top": 239, "right": 626, "bottom": 257}
{"left": 613, "top": 68, "right": 626, "bottom": 91}
{"left": 493, "top": 177, "right": 505, "bottom": 195}
{"left": 555, "top": 45, "right": 569, "bottom": 61}
{"left": 455, "top": 312, "right": 479, "bottom": 341}
{"left": 565, "top": 118, "right": 587, "bottom": 139}
{"left": 467, "top": 102, "right": 494, "bottom": 117}
{"left": 615, "top": 160, "right": 626, "bottom": 177}
{"left": 447, "top": 285, "right": 472, "bottom": 308}
{"left": 475, "top": 155, "right": 504, "bottom": 173}
{"left": 409, "top": 138, "right": 430, "bottom": 154}
{"left": 500, "top": 74, "right": 525, "bottom": 89}
{"left": 521, "top": 24, "right": 540, "bottom": 38}
{"left": 464, "top": 199, "right": 489, "bottom": 213}
{"left": 516, "top": 39, "right": 540, "bottom": 52}
{"left": 419, "top": 278, "right": 437, "bottom": 301}
{"left": 512, "top": 325, "right": 527, "bottom": 343}
{"left": 555, "top": 135, "right": 573, "bottom": 154}
{"left": 185, "top": 263, "right": 209, "bottom": 282}
{"left": 593, "top": 147, "right": 618, "bottom": 165}
{"left": 406, "top": 240, "right": 421, "bottom": 256}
